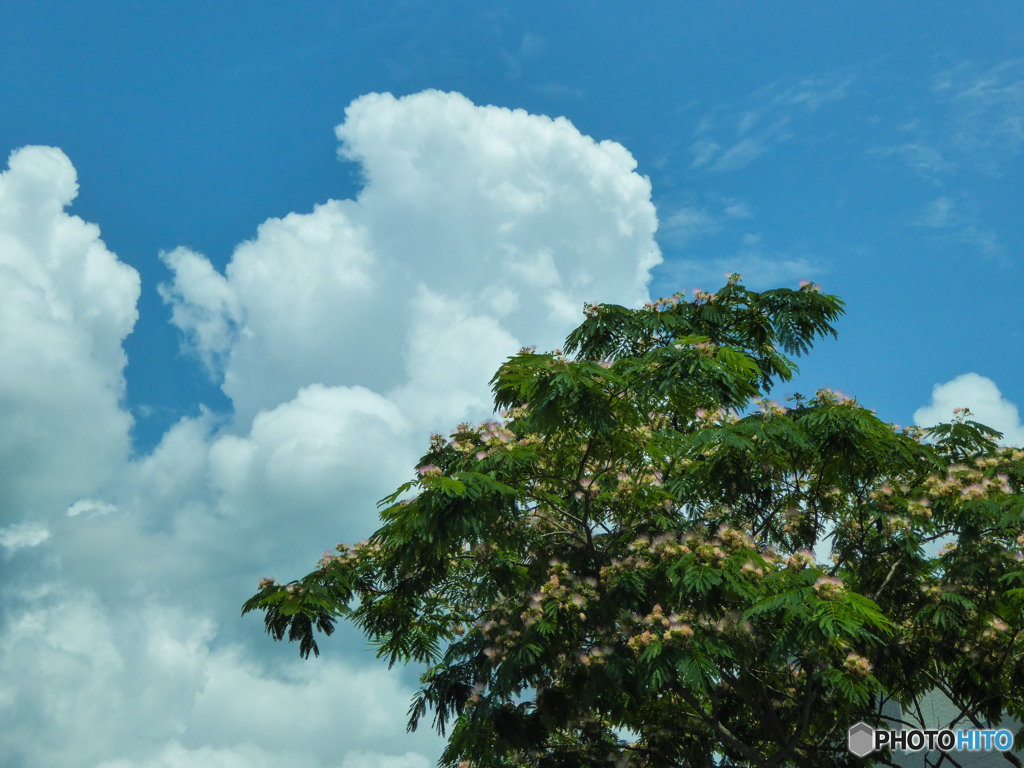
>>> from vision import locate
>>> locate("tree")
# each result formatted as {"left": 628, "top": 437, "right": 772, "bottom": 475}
{"left": 243, "top": 275, "right": 1024, "bottom": 768}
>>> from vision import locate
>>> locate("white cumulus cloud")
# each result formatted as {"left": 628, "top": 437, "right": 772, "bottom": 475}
{"left": 0, "top": 146, "right": 139, "bottom": 523}
{"left": 161, "top": 90, "right": 661, "bottom": 426}
{"left": 914, "top": 373, "right": 1024, "bottom": 447}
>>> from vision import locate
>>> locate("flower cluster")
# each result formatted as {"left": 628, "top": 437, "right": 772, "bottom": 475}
{"left": 922, "top": 463, "right": 1013, "bottom": 499}
{"left": 446, "top": 418, "right": 537, "bottom": 463}
{"left": 813, "top": 576, "right": 845, "bottom": 600}
{"left": 624, "top": 604, "right": 694, "bottom": 653}
{"left": 741, "top": 560, "right": 765, "bottom": 580}
{"left": 315, "top": 540, "right": 370, "bottom": 570}
{"left": 757, "top": 398, "right": 789, "bottom": 417}
{"left": 691, "top": 340, "right": 717, "bottom": 357}
{"left": 601, "top": 533, "right": 691, "bottom": 580}
{"left": 786, "top": 549, "right": 816, "bottom": 569}
{"left": 781, "top": 507, "right": 808, "bottom": 536}
{"left": 843, "top": 652, "right": 873, "bottom": 679}
{"left": 644, "top": 292, "right": 687, "bottom": 311}
{"left": 812, "top": 387, "right": 857, "bottom": 407}
{"left": 693, "top": 407, "right": 740, "bottom": 427}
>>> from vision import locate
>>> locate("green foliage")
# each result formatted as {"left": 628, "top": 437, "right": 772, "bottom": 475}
{"left": 242, "top": 277, "right": 1024, "bottom": 767}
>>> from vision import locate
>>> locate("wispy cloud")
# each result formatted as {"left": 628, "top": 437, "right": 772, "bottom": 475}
{"left": 867, "top": 142, "right": 950, "bottom": 176}
{"left": 870, "top": 60, "right": 1024, "bottom": 177}
{"left": 934, "top": 60, "right": 1024, "bottom": 164}
{"left": 502, "top": 31, "right": 546, "bottom": 81}
{"left": 654, "top": 245, "right": 822, "bottom": 295}
{"left": 910, "top": 194, "right": 1001, "bottom": 255}
{"left": 689, "top": 73, "right": 852, "bottom": 172}
{"left": 532, "top": 82, "right": 585, "bottom": 100}
{"left": 658, "top": 197, "right": 753, "bottom": 248}
{"left": 708, "top": 137, "right": 768, "bottom": 172}
{"left": 761, "top": 75, "right": 853, "bottom": 111}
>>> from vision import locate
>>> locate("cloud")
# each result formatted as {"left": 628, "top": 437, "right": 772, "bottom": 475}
{"left": 914, "top": 373, "right": 1024, "bottom": 447}
{"left": 657, "top": 197, "right": 753, "bottom": 249}
{"left": 0, "top": 522, "right": 50, "bottom": 554}
{"left": 708, "top": 137, "right": 768, "bottom": 172}
{"left": 0, "top": 146, "right": 139, "bottom": 523}
{"left": 870, "top": 60, "right": 1024, "bottom": 177}
{"left": 914, "top": 196, "right": 957, "bottom": 228}
{"left": 688, "top": 139, "right": 720, "bottom": 168}
{"left": 162, "top": 90, "right": 661, "bottom": 426}
{"left": 0, "top": 91, "right": 663, "bottom": 767}
{"left": 689, "top": 72, "right": 851, "bottom": 172}
{"left": 1, "top": 587, "right": 442, "bottom": 768}
{"left": 910, "top": 195, "right": 1001, "bottom": 254}
{"left": 933, "top": 60, "right": 1024, "bottom": 165}
{"left": 655, "top": 248, "right": 820, "bottom": 295}
{"left": 868, "top": 142, "right": 951, "bottom": 176}
{"left": 67, "top": 499, "right": 117, "bottom": 517}
{"left": 766, "top": 75, "right": 852, "bottom": 111}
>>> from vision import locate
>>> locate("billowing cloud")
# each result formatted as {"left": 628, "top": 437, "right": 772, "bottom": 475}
{"left": 0, "top": 146, "right": 139, "bottom": 523}
{"left": 162, "top": 90, "right": 661, "bottom": 425}
{"left": 0, "top": 91, "right": 663, "bottom": 768}
{"left": 914, "top": 373, "right": 1024, "bottom": 447}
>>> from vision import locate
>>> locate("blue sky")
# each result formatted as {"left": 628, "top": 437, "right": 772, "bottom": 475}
{"left": 0, "top": 3, "right": 1022, "bottom": 767}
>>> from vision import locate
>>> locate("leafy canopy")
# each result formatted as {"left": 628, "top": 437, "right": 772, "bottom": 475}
{"left": 243, "top": 276, "right": 1024, "bottom": 768}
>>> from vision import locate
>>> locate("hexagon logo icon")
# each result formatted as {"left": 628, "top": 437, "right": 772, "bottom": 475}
{"left": 848, "top": 721, "right": 875, "bottom": 757}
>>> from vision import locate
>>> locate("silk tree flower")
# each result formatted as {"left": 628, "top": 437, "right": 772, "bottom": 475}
{"left": 813, "top": 576, "right": 845, "bottom": 599}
